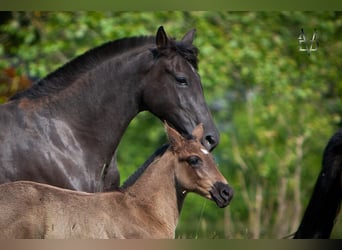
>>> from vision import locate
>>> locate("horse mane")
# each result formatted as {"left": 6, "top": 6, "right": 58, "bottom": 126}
{"left": 121, "top": 144, "right": 169, "bottom": 189}
{"left": 10, "top": 33, "right": 199, "bottom": 101}
{"left": 10, "top": 36, "right": 154, "bottom": 100}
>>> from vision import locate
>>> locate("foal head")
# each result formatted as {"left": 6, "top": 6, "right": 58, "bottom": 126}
{"left": 165, "top": 123, "right": 233, "bottom": 208}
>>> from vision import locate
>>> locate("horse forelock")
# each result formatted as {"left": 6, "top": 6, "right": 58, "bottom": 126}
{"left": 152, "top": 38, "right": 199, "bottom": 70}
{"left": 173, "top": 40, "right": 199, "bottom": 70}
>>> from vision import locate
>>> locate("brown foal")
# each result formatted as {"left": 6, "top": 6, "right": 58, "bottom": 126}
{"left": 0, "top": 123, "right": 233, "bottom": 239}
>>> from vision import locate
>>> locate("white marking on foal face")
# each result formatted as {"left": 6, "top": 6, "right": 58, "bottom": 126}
{"left": 201, "top": 148, "right": 209, "bottom": 155}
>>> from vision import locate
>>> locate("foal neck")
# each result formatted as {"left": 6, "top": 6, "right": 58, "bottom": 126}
{"left": 124, "top": 150, "right": 185, "bottom": 236}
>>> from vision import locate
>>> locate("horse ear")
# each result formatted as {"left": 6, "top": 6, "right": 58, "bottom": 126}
{"left": 192, "top": 123, "right": 204, "bottom": 141}
{"left": 156, "top": 26, "right": 169, "bottom": 48}
{"left": 164, "top": 121, "right": 183, "bottom": 149}
{"left": 181, "top": 28, "right": 196, "bottom": 45}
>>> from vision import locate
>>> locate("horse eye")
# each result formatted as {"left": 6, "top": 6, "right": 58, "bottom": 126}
{"left": 187, "top": 156, "right": 202, "bottom": 167}
{"left": 175, "top": 76, "right": 188, "bottom": 87}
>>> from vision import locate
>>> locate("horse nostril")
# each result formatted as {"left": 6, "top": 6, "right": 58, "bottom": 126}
{"left": 204, "top": 135, "right": 218, "bottom": 150}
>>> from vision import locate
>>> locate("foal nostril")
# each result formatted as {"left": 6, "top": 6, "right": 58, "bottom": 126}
{"left": 221, "top": 186, "right": 234, "bottom": 202}
{"left": 204, "top": 135, "right": 218, "bottom": 150}
{"left": 211, "top": 182, "right": 234, "bottom": 208}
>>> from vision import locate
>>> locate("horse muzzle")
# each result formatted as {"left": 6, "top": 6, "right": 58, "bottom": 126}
{"left": 202, "top": 133, "right": 219, "bottom": 151}
{"left": 209, "top": 182, "right": 234, "bottom": 208}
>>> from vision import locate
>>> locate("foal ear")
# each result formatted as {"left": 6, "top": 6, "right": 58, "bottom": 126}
{"left": 156, "top": 26, "right": 169, "bottom": 49}
{"left": 164, "top": 121, "right": 184, "bottom": 149}
{"left": 181, "top": 28, "right": 196, "bottom": 45}
{"left": 192, "top": 123, "right": 204, "bottom": 141}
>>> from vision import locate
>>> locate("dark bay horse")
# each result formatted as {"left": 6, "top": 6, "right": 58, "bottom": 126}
{"left": 0, "top": 123, "right": 233, "bottom": 239}
{"left": 0, "top": 26, "right": 219, "bottom": 192}
{"left": 294, "top": 129, "right": 342, "bottom": 238}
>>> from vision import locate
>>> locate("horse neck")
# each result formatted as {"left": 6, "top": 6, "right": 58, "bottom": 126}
{"left": 39, "top": 47, "right": 153, "bottom": 151}
{"left": 74, "top": 49, "right": 151, "bottom": 111}
{"left": 124, "top": 150, "right": 185, "bottom": 233}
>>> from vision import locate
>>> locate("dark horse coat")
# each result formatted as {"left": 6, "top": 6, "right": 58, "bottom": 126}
{"left": 0, "top": 26, "right": 219, "bottom": 192}
{"left": 294, "top": 129, "right": 342, "bottom": 238}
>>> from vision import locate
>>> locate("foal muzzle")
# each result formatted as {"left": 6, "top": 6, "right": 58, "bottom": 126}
{"left": 209, "top": 182, "right": 234, "bottom": 208}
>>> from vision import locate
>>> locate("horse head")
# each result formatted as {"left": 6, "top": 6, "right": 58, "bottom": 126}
{"left": 142, "top": 26, "right": 220, "bottom": 151}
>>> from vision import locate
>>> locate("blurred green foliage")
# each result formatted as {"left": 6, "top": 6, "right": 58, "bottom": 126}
{"left": 1, "top": 11, "right": 341, "bottom": 238}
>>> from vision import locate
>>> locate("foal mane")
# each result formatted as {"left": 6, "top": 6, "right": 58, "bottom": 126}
{"left": 10, "top": 32, "right": 199, "bottom": 101}
{"left": 121, "top": 144, "right": 169, "bottom": 189}
{"left": 121, "top": 134, "right": 197, "bottom": 189}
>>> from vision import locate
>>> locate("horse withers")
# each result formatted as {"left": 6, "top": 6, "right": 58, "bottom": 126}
{"left": 0, "top": 123, "right": 233, "bottom": 239}
{"left": 0, "top": 26, "right": 219, "bottom": 192}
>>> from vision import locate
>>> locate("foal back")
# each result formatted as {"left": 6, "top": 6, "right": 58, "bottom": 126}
{"left": 0, "top": 181, "right": 125, "bottom": 239}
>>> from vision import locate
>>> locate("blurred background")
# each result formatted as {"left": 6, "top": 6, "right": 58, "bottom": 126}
{"left": 0, "top": 11, "right": 341, "bottom": 238}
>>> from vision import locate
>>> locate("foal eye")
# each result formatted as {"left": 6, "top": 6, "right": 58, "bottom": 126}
{"left": 175, "top": 76, "right": 189, "bottom": 87}
{"left": 187, "top": 156, "right": 202, "bottom": 167}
